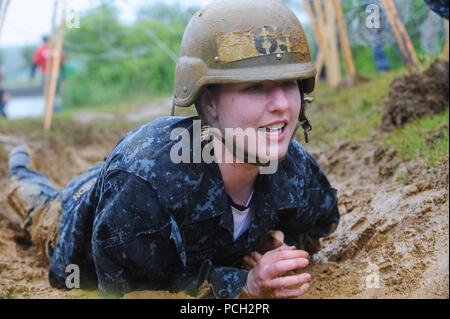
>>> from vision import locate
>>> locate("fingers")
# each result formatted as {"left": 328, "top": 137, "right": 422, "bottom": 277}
{"left": 274, "top": 283, "right": 310, "bottom": 299}
{"left": 278, "top": 243, "right": 293, "bottom": 251}
{"left": 243, "top": 246, "right": 303, "bottom": 270}
{"left": 275, "top": 244, "right": 296, "bottom": 252}
{"left": 263, "top": 248, "right": 309, "bottom": 265}
{"left": 272, "top": 245, "right": 308, "bottom": 256}
{"left": 242, "top": 255, "right": 257, "bottom": 270}
{"left": 265, "top": 257, "right": 309, "bottom": 278}
{"left": 251, "top": 251, "right": 263, "bottom": 263}
{"left": 267, "top": 272, "right": 310, "bottom": 289}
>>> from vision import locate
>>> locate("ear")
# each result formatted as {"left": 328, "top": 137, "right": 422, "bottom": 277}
{"left": 199, "top": 88, "right": 218, "bottom": 120}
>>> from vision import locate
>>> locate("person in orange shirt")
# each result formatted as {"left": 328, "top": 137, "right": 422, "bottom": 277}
{"left": 30, "top": 35, "right": 50, "bottom": 79}
{"left": 30, "top": 35, "right": 65, "bottom": 95}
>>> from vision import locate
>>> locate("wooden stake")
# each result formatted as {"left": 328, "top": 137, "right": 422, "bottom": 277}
{"left": 333, "top": 0, "right": 356, "bottom": 77}
{"left": 313, "top": 0, "right": 337, "bottom": 87}
{"left": 380, "top": 0, "right": 413, "bottom": 72}
{"left": 0, "top": 0, "right": 11, "bottom": 41}
{"left": 385, "top": 0, "right": 420, "bottom": 69}
{"left": 312, "top": 0, "right": 329, "bottom": 59}
{"left": 44, "top": 8, "right": 65, "bottom": 131}
{"left": 303, "top": 0, "right": 322, "bottom": 50}
{"left": 443, "top": 20, "right": 449, "bottom": 58}
{"left": 303, "top": 0, "right": 325, "bottom": 85}
{"left": 44, "top": 1, "right": 58, "bottom": 104}
{"left": 324, "top": 0, "right": 341, "bottom": 87}
{"left": 315, "top": 50, "right": 324, "bottom": 82}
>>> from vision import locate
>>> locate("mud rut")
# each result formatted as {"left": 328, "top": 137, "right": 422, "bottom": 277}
{"left": 0, "top": 110, "right": 448, "bottom": 298}
{"left": 306, "top": 135, "right": 448, "bottom": 298}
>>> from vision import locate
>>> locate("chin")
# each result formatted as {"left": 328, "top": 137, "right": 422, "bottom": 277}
{"left": 254, "top": 144, "right": 289, "bottom": 163}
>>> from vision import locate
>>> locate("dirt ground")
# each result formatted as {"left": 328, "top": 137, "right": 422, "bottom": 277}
{"left": 0, "top": 98, "right": 448, "bottom": 299}
{"left": 305, "top": 136, "right": 448, "bottom": 298}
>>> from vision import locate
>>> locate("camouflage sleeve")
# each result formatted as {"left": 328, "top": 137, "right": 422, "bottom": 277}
{"left": 91, "top": 170, "right": 248, "bottom": 298}
{"left": 171, "top": 261, "right": 248, "bottom": 299}
{"left": 423, "top": 0, "right": 449, "bottom": 19}
{"left": 283, "top": 151, "right": 340, "bottom": 254}
{"left": 91, "top": 170, "right": 179, "bottom": 298}
{"left": 207, "top": 266, "right": 248, "bottom": 299}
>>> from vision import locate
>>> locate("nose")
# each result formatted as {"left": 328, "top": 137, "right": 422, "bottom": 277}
{"left": 267, "top": 86, "right": 289, "bottom": 113}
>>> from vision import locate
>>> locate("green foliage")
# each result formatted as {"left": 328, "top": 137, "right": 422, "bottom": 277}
{"left": 352, "top": 45, "right": 377, "bottom": 76}
{"left": 61, "top": 2, "right": 191, "bottom": 109}
{"left": 137, "top": 1, "right": 199, "bottom": 24}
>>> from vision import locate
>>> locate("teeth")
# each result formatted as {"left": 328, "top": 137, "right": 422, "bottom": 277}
{"left": 266, "top": 129, "right": 281, "bottom": 135}
{"left": 265, "top": 123, "right": 285, "bottom": 130}
{"left": 258, "top": 123, "right": 285, "bottom": 135}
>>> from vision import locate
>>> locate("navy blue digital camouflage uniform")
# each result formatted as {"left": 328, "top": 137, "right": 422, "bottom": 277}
{"left": 424, "top": 0, "right": 449, "bottom": 19}
{"left": 9, "top": 116, "right": 339, "bottom": 299}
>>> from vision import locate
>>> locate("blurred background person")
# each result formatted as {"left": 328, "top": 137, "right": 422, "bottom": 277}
{"left": 0, "top": 64, "right": 11, "bottom": 118}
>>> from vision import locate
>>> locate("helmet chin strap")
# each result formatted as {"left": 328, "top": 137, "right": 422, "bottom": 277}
{"left": 200, "top": 91, "right": 313, "bottom": 166}
{"left": 298, "top": 91, "right": 313, "bottom": 143}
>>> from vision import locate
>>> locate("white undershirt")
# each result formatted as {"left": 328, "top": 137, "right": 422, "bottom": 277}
{"left": 231, "top": 191, "right": 254, "bottom": 241}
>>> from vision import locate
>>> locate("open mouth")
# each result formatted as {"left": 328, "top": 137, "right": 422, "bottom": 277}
{"left": 258, "top": 122, "right": 287, "bottom": 136}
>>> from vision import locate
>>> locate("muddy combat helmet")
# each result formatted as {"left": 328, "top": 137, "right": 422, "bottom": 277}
{"left": 172, "top": 0, "right": 317, "bottom": 142}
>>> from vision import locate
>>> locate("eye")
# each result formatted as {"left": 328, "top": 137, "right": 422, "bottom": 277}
{"left": 281, "top": 81, "right": 297, "bottom": 88}
{"left": 244, "top": 84, "right": 264, "bottom": 92}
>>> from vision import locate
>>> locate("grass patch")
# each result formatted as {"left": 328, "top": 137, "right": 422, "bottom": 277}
{"left": 382, "top": 110, "right": 449, "bottom": 168}
{"left": 299, "top": 68, "right": 406, "bottom": 146}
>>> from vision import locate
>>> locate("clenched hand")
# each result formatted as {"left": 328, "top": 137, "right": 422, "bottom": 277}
{"left": 240, "top": 231, "right": 310, "bottom": 298}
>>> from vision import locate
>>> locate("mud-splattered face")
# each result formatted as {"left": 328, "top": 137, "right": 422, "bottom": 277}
{"left": 211, "top": 80, "right": 301, "bottom": 162}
